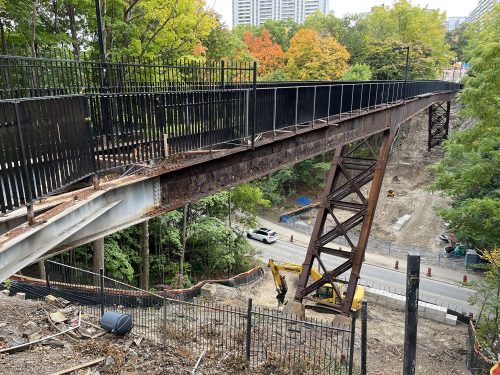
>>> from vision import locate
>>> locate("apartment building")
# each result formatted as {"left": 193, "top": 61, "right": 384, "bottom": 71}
{"left": 468, "top": 0, "right": 498, "bottom": 22}
{"left": 233, "top": 0, "right": 329, "bottom": 26}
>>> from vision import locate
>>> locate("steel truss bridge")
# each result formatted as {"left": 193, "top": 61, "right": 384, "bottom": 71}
{"left": 0, "top": 54, "right": 460, "bottom": 314}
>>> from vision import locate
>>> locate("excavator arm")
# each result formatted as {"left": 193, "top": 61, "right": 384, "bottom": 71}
{"left": 268, "top": 259, "right": 289, "bottom": 305}
{"left": 267, "top": 259, "right": 364, "bottom": 311}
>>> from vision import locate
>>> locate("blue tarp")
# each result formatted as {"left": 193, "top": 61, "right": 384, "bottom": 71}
{"left": 296, "top": 196, "right": 312, "bottom": 206}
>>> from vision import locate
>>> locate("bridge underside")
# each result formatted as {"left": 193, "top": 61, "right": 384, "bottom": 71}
{"left": 0, "top": 92, "right": 454, "bottom": 292}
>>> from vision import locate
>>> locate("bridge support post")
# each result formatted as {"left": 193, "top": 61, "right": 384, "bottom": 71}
{"left": 428, "top": 101, "right": 450, "bottom": 151}
{"left": 294, "top": 129, "right": 396, "bottom": 315}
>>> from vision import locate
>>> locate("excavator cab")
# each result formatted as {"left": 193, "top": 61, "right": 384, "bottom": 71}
{"left": 317, "top": 285, "right": 333, "bottom": 301}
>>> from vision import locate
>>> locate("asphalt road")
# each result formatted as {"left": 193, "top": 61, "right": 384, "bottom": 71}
{"left": 251, "top": 239, "right": 475, "bottom": 314}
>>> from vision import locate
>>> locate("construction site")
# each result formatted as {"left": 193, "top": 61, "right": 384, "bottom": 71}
{"left": 0, "top": 101, "right": 483, "bottom": 375}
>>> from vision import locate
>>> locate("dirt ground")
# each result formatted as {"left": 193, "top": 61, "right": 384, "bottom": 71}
{"left": 227, "top": 270, "right": 470, "bottom": 375}
{"left": 0, "top": 269, "right": 471, "bottom": 375}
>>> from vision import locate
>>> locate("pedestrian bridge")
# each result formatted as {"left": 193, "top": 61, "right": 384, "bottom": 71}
{"left": 0, "top": 55, "right": 460, "bottom": 311}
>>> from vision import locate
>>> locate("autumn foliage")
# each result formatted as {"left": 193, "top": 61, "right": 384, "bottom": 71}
{"left": 285, "top": 28, "right": 350, "bottom": 80}
{"left": 243, "top": 29, "right": 285, "bottom": 75}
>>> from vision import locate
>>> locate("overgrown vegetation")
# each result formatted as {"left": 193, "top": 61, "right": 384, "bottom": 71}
{"left": 429, "top": 4, "right": 499, "bottom": 361}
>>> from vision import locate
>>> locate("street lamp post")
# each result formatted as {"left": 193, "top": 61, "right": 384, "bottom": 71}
{"left": 393, "top": 46, "right": 410, "bottom": 100}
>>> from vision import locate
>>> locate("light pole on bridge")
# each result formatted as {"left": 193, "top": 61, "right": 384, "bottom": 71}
{"left": 393, "top": 46, "right": 410, "bottom": 100}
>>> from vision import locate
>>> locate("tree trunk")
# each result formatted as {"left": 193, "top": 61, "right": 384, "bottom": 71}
{"left": 93, "top": 237, "right": 105, "bottom": 285}
{"left": 140, "top": 220, "right": 150, "bottom": 290}
{"left": 0, "top": 19, "right": 6, "bottom": 54}
{"left": 31, "top": 0, "right": 39, "bottom": 56}
{"left": 179, "top": 204, "right": 188, "bottom": 276}
{"left": 66, "top": 3, "right": 80, "bottom": 59}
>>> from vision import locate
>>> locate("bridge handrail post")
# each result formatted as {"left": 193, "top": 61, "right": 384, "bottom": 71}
{"left": 350, "top": 83, "right": 354, "bottom": 116}
{"left": 13, "top": 101, "right": 35, "bottom": 224}
{"left": 327, "top": 85, "right": 331, "bottom": 125}
{"left": 367, "top": 83, "right": 371, "bottom": 111}
{"left": 312, "top": 86, "right": 316, "bottom": 125}
{"left": 273, "top": 88, "right": 277, "bottom": 137}
{"left": 251, "top": 61, "right": 256, "bottom": 149}
{"left": 359, "top": 83, "right": 363, "bottom": 114}
{"left": 339, "top": 84, "right": 344, "bottom": 120}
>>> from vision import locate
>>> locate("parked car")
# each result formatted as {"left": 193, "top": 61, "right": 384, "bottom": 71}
{"left": 247, "top": 227, "right": 278, "bottom": 244}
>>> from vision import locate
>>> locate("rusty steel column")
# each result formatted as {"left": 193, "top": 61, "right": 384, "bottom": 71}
{"left": 341, "top": 129, "right": 393, "bottom": 314}
{"left": 294, "top": 129, "right": 395, "bottom": 315}
{"left": 428, "top": 101, "right": 451, "bottom": 151}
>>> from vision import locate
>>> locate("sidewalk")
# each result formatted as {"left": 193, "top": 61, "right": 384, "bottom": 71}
{"left": 257, "top": 216, "right": 480, "bottom": 286}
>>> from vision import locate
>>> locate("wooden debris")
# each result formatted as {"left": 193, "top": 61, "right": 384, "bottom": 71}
{"left": 49, "top": 357, "right": 106, "bottom": 375}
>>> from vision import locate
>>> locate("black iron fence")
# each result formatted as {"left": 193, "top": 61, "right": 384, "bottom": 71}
{"left": 31, "top": 260, "right": 355, "bottom": 374}
{"left": 0, "top": 50, "right": 255, "bottom": 99}
{"left": 0, "top": 52, "right": 461, "bottom": 214}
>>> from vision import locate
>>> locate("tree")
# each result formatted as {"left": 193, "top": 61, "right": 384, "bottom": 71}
{"left": 232, "top": 183, "right": 270, "bottom": 227}
{"left": 362, "top": 39, "right": 443, "bottom": 80}
{"left": 341, "top": 63, "right": 372, "bottom": 81}
{"left": 284, "top": 28, "right": 349, "bottom": 80}
{"left": 202, "top": 18, "right": 250, "bottom": 62}
{"left": 460, "top": 5, "right": 500, "bottom": 124}
{"left": 469, "top": 249, "right": 500, "bottom": 360}
{"left": 243, "top": 29, "right": 284, "bottom": 75}
{"left": 360, "top": 0, "right": 451, "bottom": 79}
{"left": 446, "top": 23, "right": 468, "bottom": 62}
{"left": 303, "top": 12, "right": 371, "bottom": 65}
{"left": 429, "top": 5, "right": 500, "bottom": 251}
{"left": 260, "top": 18, "right": 298, "bottom": 51}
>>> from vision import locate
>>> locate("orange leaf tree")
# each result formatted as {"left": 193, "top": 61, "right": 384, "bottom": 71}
{"left": 284, "top": 28, "right": 350, "bottom": 80}
{"left": 243, "top": 29, "right": 284, "bottom": 76}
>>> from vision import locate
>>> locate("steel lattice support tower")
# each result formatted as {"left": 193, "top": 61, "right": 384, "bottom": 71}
{"left": 428, "top": 101, "right": 451, "bottom": 150}
{"left": 294, "top": 129, "right": 396, "bottom": 316}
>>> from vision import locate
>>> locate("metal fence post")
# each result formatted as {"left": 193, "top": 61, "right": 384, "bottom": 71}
{"left": 246, "top": 298, "right": 253, "bottom": 362}
{"left": 44, "top": 260, "right": 50, "bottom": 292}
{"left": 220, "top": 60, "right": 225, "bottom": 90}
{"left": 99, "top": 268, "right": 105, "bottom": 317}
{"left": 251, "top": 62, "right": 257, "bottom": 150}
{"left": 361, "top": 300, "right": 367, "bottom": 375}
{"left": 348, "top": 310, "right": 356, "bottom": 375}
{"left": 403, "top": 252, "right": 420, "bottom": 375}
{"left": 163, "top": 296, "right": 168, "bottom": 344}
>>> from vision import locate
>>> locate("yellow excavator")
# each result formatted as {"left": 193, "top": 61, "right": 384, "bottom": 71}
{"left": 268, "top": 259, "right": 364, "bottom": 311}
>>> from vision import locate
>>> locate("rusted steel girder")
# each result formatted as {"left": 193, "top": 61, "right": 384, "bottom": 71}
{"left": 294, "top": 129, "right": 395, "bottom": 315}
{"left": 428, "top": 101, "right": 451, "bottom": 150}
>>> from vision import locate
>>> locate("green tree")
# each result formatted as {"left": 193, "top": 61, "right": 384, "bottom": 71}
{"left": 429, "top": 5, "right": 499, "bottom": 251}
{"left": 360, "top": 0, "right": 450, "bottom": 79}
{"left": 469, "top": 249, "right": 500, "bottom": 360}
{"left": 285, "top": 28, "right": 350, "bottom": 80}
{"left": 446, "top": 23, "right": 468, "bottom": 62}
{"left": 341, "top": 63, "right": 372, "bottom": 81}
{"left": 232, "top": 183, "right": 270, "bottom": 227}
{"left": 303, "top": 12, "right": 368, "bottom": 65}
{"left": 260, "top": 18, "right": 298, "bottom": 51}
{"left": 186, "top": 216, "right": 256, "bottom": 278}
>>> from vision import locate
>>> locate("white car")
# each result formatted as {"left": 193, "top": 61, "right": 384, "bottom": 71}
{"left": 247, "top": 227, "right": 278, "bottom": 244}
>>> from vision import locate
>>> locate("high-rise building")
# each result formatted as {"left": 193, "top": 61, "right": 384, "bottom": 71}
{"left": 444, "top": 16, "right": 468, "bottom": 32}
{"left": 232, "top": 0, "right": 329, "bottom": 26}
{"left": 468, "top": 0, "right": 498, "bottom": 23}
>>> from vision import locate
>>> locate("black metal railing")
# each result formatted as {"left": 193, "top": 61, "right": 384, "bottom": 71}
{"left": 0, "top": 52, "right": 461, "bottom": 214}
{"left": 0, "top": 50, "right": 255, "bottom": 99}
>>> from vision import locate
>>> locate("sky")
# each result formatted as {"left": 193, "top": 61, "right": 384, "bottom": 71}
{"left": 209, "top": 0, "right": 478, "bottom": 28}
